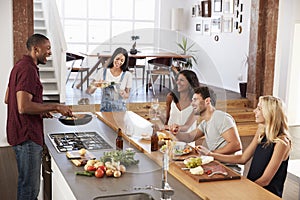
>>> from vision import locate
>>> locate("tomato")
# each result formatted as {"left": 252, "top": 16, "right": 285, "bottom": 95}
{"left": 206, "top": 169, "right": 212, "bottom": 175}
{"left": 86, "top": 165, "right": 96, "bottom": 171}
{"left": 98, "top": 165, "right": 107, "bottom": 172}
{"left": 95, "top": 168, "right": 105, "bottom": 178}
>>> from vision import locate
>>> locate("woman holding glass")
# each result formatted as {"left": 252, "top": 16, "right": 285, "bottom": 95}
{"left": 165, "top": 70, "right": 200, "bottom": 132}
{"left": 86, "top": 47, "right": 133, "bottom": 111}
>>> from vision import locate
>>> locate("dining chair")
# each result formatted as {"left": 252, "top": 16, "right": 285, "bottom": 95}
{"left": 146, "top": 57, "right": 173, "bottom": 95}
{"left": 128, "top": 57, "right": 138, "bottom": 94}
{"left": 66, "top": 52, "right": 89, "bottom": 90}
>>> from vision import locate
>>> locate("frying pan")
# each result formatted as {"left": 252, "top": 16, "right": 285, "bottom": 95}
{"left": 58, "top": 114, "right": 93, "bottom": 126}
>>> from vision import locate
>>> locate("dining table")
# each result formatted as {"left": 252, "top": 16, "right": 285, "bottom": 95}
{"left": 76, "top": 50, "right": 191, "bottom": 89}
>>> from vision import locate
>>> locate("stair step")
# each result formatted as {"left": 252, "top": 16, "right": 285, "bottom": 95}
{"left": 40, "top": 78, "right": 57, "bottom": 83}
{"left": 39, "top": 67, "right": 55, "bottom": 72}
{"left": 34, "top": 26, "right": 46, "bottom": 30}
{"left": 43, "top": 90, "right": 59, "bottom": 95}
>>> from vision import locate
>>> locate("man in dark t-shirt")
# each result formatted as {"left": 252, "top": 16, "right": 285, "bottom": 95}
{"left": 5, "top": 34, "right": 73, "bottom": 200}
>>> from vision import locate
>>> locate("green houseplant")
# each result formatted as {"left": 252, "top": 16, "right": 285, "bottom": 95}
{"left": 176, "top": 37, "right": 198, "bottom": 69}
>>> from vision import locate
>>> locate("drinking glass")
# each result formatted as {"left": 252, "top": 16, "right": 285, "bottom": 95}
{"left": 151, "top": 98, "right": 159, "bottom": 120}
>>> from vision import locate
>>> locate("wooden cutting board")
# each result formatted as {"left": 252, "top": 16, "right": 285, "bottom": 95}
{"left": 174, "top": 160, "right": 241, "bottom": 182}
{"left": 66, "top": 150, "right": 96, "bottom": 167}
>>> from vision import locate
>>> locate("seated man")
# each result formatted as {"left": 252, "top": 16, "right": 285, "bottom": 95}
{"left": 171, "top": 86, "right": 242, "bottom": 155}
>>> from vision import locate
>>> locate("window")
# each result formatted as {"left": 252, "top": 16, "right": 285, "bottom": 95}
{"left": 56, "top": 0, "right": 157, "bottom": 53}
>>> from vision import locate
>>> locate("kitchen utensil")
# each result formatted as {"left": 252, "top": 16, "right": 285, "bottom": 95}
{"left": 58, "top": 114, "right": 93, "bottom": 126}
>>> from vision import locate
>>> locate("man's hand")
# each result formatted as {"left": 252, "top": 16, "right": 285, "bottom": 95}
{"left": 195, "top": 145, "right": 211, "bottom": 155}
{"left": 42, "top": 112, "right": 53, "bottom": 118}
{"left": 56, "top": 105, "right": 73, "bottom": 117}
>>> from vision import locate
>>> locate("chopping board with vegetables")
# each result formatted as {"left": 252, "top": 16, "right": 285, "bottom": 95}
{"left": 174, "top": 158, "right": 241, "bottom": 182}
{"left": 66, "top": 149, "right": 96, "bottom": 166}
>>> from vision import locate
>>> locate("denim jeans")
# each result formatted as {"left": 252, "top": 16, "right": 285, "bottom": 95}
{"left": 13, "top": 140, "right": 43, "bottom": 200}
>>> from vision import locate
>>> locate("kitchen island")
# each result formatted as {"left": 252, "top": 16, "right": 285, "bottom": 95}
{"left": 44, "top": 112, "right": 201, "bottom": 200}
{"left": 44, "top": 111, "right": 280, "bottom": 200}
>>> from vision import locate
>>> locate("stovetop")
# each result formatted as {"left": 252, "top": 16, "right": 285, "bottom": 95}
{"left": 48, "top": 131, "right": 113, "bottom": 152}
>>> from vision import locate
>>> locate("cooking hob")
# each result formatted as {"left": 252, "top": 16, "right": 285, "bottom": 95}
{"left": 48, "top": 131, "right": 112, "bottom": 152}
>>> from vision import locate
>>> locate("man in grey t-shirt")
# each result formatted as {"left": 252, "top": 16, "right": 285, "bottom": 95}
{"left": 174, "top": 86, "right": 242, "bottom": 155}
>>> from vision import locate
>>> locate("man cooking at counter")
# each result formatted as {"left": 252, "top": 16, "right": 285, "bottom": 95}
{"left": 5, "top": 33, "right": 72, "bottom": 200}
{"left": 170, "top": 86, "right": 242, "bottom": 155}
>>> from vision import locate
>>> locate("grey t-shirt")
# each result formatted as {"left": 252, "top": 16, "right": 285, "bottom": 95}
{"left": 198, "top": 110, "right": 236, "bottom": 151}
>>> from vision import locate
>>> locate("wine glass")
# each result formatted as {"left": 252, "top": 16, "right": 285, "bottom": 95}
{"left": 151, "top": 98, "right": 159, "bottom": 120}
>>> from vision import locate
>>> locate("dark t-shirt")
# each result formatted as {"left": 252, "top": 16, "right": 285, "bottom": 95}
{"left": 247, "top": 136, "right": 289, "bottom": 197}
{"left": 6, "top": 55, "right": 44, "bottom": 146}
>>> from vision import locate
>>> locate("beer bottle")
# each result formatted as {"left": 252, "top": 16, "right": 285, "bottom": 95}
{"left": 116, "top": 128, "right": 123, "bottom": 150}
{"left": 151, "top": 125, "right": 159, "bottom": 151}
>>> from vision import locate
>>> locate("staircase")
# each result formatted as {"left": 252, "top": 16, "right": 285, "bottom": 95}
{"left": 33, "top": 0, "right": 64, "bottom": 102}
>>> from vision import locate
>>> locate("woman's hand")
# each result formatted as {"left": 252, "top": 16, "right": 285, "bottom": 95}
{"left": 195, "top": 145, "right": 211, "bottom": 155}
{"left": 167, "top": 124, "right": 180, "bottom": 135}
{"left": 119, "top": 90, "right": 129, "bottom": 99}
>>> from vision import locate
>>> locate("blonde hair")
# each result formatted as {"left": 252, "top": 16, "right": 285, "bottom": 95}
{"left": 258, "top": 95, "right": 291, "bottom": 146}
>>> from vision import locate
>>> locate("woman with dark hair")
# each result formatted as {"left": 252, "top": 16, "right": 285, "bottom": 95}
{"left": 87, "top": 47, "right": 133, "bottom": 111}
{"left": 165, "top": 70, "right": 200, "bottom": 132}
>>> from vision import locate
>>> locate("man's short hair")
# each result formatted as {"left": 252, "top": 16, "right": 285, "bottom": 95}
{"left": 194, "top": 86, "right": 217, "bottom": 107}
{"left": 26, "top": 33, "right": 49, "bottom": 50}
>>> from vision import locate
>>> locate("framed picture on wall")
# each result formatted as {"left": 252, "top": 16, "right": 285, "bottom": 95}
{"left": 197, "top": 4, "right": 202, "bottom": 16}
{"left": 223, "top": 17, "right": 233, "bottom": 32}
{"left": 203, "top": 20, "right": 211, "bottom": 35}
{"left": 211, "top": 16, "right": 222, "bottom": 33}
{"left": 196, "top": 21, "right": 203, "bottom": 34}
{"left": 214, "top": 0, "right": 222, "bottom": 12}
{"left": 201, "top": 1, "right": 212, "bottom": 17}
{"left": 223, "top": 0, "right": 234, "bottom": 14}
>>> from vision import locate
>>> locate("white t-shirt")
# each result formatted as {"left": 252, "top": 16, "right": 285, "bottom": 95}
{"left": 168, "top": 101, "right": 197, "bottom": 132}
{"left": 198, "top": 110, "right": 236, "bottom": 151}
{"left": 93, "top": 67, "right": 132, "bottom": 90}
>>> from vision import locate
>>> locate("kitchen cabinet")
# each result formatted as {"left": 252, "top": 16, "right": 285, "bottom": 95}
{"left": 51, "top": 158, "right": 76, "bottom": 200}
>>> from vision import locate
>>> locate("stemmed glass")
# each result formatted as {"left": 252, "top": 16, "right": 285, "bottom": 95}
{"left": 151, "top": 98, "right": 160, "bottom": 120}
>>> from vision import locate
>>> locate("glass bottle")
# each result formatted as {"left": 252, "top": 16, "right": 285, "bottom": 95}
{"left": 116, "top": 128, "right": 123, "bottom": 151}
{"left": 151, "top": 125, "right": 159, "bottom": 151}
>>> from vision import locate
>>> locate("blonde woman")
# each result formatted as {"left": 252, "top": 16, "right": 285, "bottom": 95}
{"left": 197, "top": 95, "right": 292, "bottom": 197}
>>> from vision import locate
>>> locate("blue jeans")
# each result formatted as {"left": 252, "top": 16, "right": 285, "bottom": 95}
{"left": 13, "top": 140, "right": 43, "bottom": 200}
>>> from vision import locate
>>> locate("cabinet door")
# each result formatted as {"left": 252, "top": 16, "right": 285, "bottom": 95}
{"left": 51, "top": 159, "right": 76, "bottom": 200}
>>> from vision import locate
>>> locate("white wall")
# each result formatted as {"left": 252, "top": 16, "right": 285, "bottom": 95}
{"left": 160, "top": 0, "right": 251, "bottom": 93}
{"left": 0, "top": 0, "right": 13, "bottom": 147}
{"left": 274, "top": 0, "right": 300, "bottom": 126}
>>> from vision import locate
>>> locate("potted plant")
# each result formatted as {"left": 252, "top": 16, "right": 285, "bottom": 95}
{"left": 176, "top": 37, "right": 198, "bottom": 69}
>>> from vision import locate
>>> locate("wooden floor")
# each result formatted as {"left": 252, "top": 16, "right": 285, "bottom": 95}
{"left": 64, "top": 78, "right": 243, "bottom": 105}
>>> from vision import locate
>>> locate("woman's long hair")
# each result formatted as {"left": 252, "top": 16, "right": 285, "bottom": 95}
{"left": 171, "top": 70, "right": 200, "bottom": 103}
{"left": 106, "top": 47, "right": 129, "bottom": 72}
{"left": 258, "top": 95, "right": 291, "bottom": 146}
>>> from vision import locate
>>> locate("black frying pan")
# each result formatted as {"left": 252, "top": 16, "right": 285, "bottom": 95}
{"left": 58, "top": 114, "right": 93, "bottom": 126}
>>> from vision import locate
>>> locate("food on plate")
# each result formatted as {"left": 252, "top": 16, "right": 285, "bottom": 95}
{"left": 183, "top": 157, "right": 202, "bottom": 168}
{"left": 94, "top": 81, "right": 116, "bottom": 88}
{"left": 190, "top": 166, "right": 204, "bottom": 175}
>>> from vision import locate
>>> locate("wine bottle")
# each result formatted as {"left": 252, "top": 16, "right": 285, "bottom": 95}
{"left": 151, "top": 125, "right": 159, "bottom": 151}
{"left": 116, "top": 128, "right": 123, "bottom": 150}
